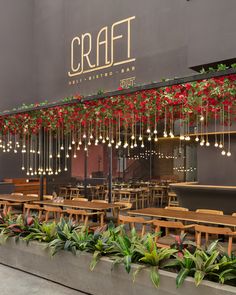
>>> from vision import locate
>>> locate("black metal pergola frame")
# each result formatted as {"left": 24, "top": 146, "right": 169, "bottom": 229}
{"left": 0, "top": 68, "right": 235, "bottom": 201}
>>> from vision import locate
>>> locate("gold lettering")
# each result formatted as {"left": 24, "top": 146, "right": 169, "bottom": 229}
{"left": 97, "top": 26, "right": 110, "bottom": 66}
{"left": 69, "top": 37, "right": 82, "bottom": 75}
{"left": 68, "top": 16, "right": 136, "bottom": 78}
{"left": 81, "top": 33, "right": 95, "bottom": 70}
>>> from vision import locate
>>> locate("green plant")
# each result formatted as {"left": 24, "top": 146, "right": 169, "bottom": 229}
{"left": 23, "top": 219, "right": 57, "bottom": 243}
{"left": 134, "top": 234, "right": 178, "bottom": 287}
{"left": 112, "top": 227, "right": 143, "bottom": 273}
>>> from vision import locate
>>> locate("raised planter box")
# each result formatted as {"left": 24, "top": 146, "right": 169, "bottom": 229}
{"left": 0, "top": 238, "right": 235, "bottom": 295}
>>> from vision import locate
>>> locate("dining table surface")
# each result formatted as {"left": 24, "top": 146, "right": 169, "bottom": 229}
{"left": 128, "top": 207, "right": 236, "bottom": 227}
{"left": 33, "top": 199, "right": 121, "bottom": 211}
{"left": 0, "top": 194, "right": 39, "bottom": 203}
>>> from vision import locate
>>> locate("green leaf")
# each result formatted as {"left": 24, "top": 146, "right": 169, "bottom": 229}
{"left": 194, "top": 270, "right": 205, "bottom": 286}
{"left": 176, "top": 268, "right": 190, "bottom": 288}
{"left": 150, "top": 267, "right": 160, "bottom": 288}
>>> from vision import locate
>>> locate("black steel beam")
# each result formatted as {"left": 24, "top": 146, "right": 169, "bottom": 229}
{"left": 0, "top": 68, "right": 235, "bottom": 116}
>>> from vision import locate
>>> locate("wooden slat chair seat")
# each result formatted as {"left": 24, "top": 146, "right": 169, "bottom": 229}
{"left": 44, "top": 206, "right": 65, "bottom": 222}
{"left": 152, "top": 219, "right": 195, "bottom": 248}
{"left": 24, "top": 203, "right": 44, "bottom": 219}
{"left": 66, "top": 208, "right": 105, "bottom": 227}
{"left": 195, "top": 224, "right": 236, "bottom": 256}
{"left": 118, "top": 215, "right": 151, "bottom": 237}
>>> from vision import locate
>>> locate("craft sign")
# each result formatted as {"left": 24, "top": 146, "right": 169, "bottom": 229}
{"left": 68, "top": 16, "right": 136, "bottom": 78}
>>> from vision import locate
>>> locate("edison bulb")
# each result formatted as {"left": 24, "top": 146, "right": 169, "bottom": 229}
{"left": 185, "top": 136, "right": 190, "bottom": 141}
{"left": 206, "top": 142, "right": 210, "bottom": 146}
{"left": 64, "top": 167, "right": 68, "bottom": 171}
{"left": 200, "top": 141, "right": 204, "bottom": 146}
{"left": 154, "top": 129, "right": 157, "bottom": 134}
{"left": 108, "top": 143, "right": 112, "bottom": 147}
{"left": 131, "top": 135, "right": 135, "bottom": 140}
{"left": 83, "top": 134, "right": 86, "bottom": 138}
{"left": 195, "top": 137, "right": 199, "bottom": 142}
{"left": 147, "top": 128, "right": 151, "bottom": 133}
{"left": 221, "top": 150, "right": 226, "bottom": 156}
{"left": 148, "top": 136, "right": 151, "bottom": 141}
{"left": 163, "top": 131, "right": 167, "bottom": 138}
{"left": 200, "top": 115, "right": 204, "bottom": 121}
{"left": 227, "top": 151, "right": 231, "bottom": 157}
{"left": 180, "top": 135, "right": 185, "bottom": 140}
{"left": 102, "top": 139, "right": 106, "bottom": 143}
{"left": 134, "top": 143, "right": 137, "bottom": 147}
{"left": 72, "top": 140, "right": 75, "bottom": 145}
{"left": 154, "top": 137, "right": 158, "bottom": 142}
{"left": 141, "top": 143, "right": 144, "bottom": 148}
{"left": 214, "top": 142, "right": 218, "bottom": 147}
{"left": 219, "top": 143, "right": 223, "bottom": 149}
{"left": 139, "top": 136, "right": 142, "bottom": 141}
{"left": 60, "top": 146, "right": 64, "bottom": 150}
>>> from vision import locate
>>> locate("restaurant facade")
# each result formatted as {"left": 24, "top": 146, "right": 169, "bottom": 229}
{"left": 0, "top": 0, "right": 235, "bottom": 190}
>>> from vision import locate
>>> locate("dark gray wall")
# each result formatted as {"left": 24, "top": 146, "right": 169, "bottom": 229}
{"left": 0, "top": 0, "right": 34, "bottom": 110}
{"left": 0, "top": 0, "right": 33, "bottom": 178}
{"left": 197, "top": 139, "right": 236, "bottom": 186}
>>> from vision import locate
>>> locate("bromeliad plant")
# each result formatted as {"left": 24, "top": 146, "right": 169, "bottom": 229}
{"left": 0, "top": 214, "right": 236, "bottom": 288}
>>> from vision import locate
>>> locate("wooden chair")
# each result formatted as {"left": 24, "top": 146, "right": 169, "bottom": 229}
{"left": 196, "top": 209, "right": 223, "bottom": 215}
{"left": 112, "top": 201, "right": 132, "bottom": 219}
{"left": 44, "top": 206, "right": 65, "bottom": 222}
{"left": 24, "top": 203, "right": 43, "bottom": 219}
{"left": 118, "top": 215, "right": 151, "bottom": 237}
{"left": 0, "top": 201, "right": 13, "bottom": 214}
{"left": 69, "top": 188, "right": 80, "bottom": 200}
{"left": 152, "top": 219, "right": 195, "bottom": 248}
{"left": 72, "top": 197, "right": 88, "bottom": 202}
{"left": 66, "top": 208, "right": 105, "bottom": 227}
{"left": 152, "top": 187, "right": 165, "bottom": 207}
{"left": 59, "top": 187, "right": 69, "bottom": 198}
{"left": 195, "top": 224, "right": 236, "bottom": 256}
{"left": 167, "top": 192, "right": 179, "bottom": 207}
{"left": 115, "top": 201, "right": 132, "bottom": 211}
{"left": 165, "top": 206, "right": 189, "bottom": 212}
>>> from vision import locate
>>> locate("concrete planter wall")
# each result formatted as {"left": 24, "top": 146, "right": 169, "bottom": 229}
{"left": 0, "top": 238, "right": 235, "bottom": 295}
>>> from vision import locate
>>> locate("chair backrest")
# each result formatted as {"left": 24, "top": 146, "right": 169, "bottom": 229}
{"left": 91, "top": 200, "right": 108, "bottom": 204}
{"left": 72, "top": 197, "right": 88, "bottom": 202}
{"left": 152, "top": 219, "right": 187, "bottom": 242}
{"left": 232, "top": 213, "right": 236, "bottom": 217}
{"left": 11, "top": 193, "right": 24, "bottom": 196}
{"left": 118, "top": 215, "right": 148, "bottom": 237}
{"left": 26, "top": 194, "right": 38, "bottom": 198}
{"left": 196, "top": 209, "right": 223, "bottom": 215}
{"left": 114, "top": 201, "right": 132, "bottom": 210}
{"left": 195, "top": 224, "right": 235, "bottom": 256}
{"left": 165, "top": 206, "right": 189, "bottom": 211}
{"left": 24, "top": 203, "right": 41, "bottom": 210}
{"left": 43, "top": 205, "right": 63, "bottom": 213}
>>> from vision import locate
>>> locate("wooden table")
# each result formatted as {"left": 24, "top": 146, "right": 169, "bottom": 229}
{"left": 33, "top": 200, "right": 121, "bottom": 212}
{"left": 128, "top": 207, "right": 236, "bottom": 227}
{"left": 0, "top": 194, "right": 39, "bottom": 203}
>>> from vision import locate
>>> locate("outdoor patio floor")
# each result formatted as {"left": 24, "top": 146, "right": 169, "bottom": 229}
{"left": 0, "top": 264, "right": 86, "bottom": 295}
